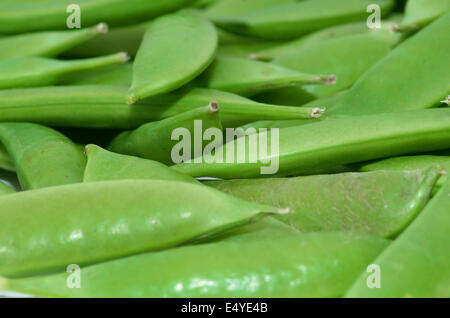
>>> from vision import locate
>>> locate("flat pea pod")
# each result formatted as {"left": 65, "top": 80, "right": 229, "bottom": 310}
{"left": 0, "top": 23, "right": 108, "bottom": 60}
{"left": 0, "top": 85, "right": 324, "bottom": 128}
{"left": 0, "top": 0, "right": 193, "bottom": 34}
{"left": 172, "top": 109, "right": 450, "bottom": 179}
{"left": 0, "top": 179, "right": 285, "bottom": 278}
{"left": 0, "top": 123, "right": 86, "bottom": 190}
{"left": 345, "top": 179, "right": 450, "bottom": 297}
{"left": 196, "top": 56, "right": 336, "bottom": 96}
{"left": 0, "top": 181, "right": 15, "bottom": 196}
{"left": 0, "top": 143, "right": 14, "bottom": 172}
{"left": 0, "top": 53, "right": 128, "bottom": 89}
{"left": 0, "top": 232, "right": 389, "bottom": 297}
{"left": 62, "top": 63, "right": 133, "bottom": 86}
{"left": 108, "top": 103, "right": 222, "bottom": 165}
{"left": 205, "top": 0, "right": 296, "bottom": 19}
{"left": 216, "top": 41, "right": 279, "bottom": 59}
{"left": 272, "top": 31, "right": 402, "bottom": 98}
{"left": 127, "top": 11, "right": 217, "bottom": 103}
{"left": 395, "top": 0, "right": 450, "bottom": 31}
{"left": 84, "top": 144, "right": 199, "bottom": 184}
{"left": 205, "top": 169, "right": 440, "bottom": 238}
{"left": 214, "top": 0, "right": 395, "bottom": 40}
{"left": 330, "top": 12, "right": 450, "bottom": 116}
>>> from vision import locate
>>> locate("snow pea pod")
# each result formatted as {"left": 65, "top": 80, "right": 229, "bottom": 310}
{"left": 172, "top": 109, "right": 450, "bottom": 178}
{"left": 272, "top": 31, "right": 401, "bottom": 98}
{"left": 206, "top": 169, "right": 439, "bottom": 238}
{"left": 84, "top": 144, "right": 199, "bottom": 184}
{"left": 0, "top": 143, "right": 14, "bottom": 172}
{"left": 108, "top": 103, "right": 222, "bottom": 165}
{"left": 0, "top": 181, "right": 15, "bottom": 196}
{"left": 0, "top": 232, "right": 389, "bottom": 297}
{"left": 63, "top": 63, "right": 133, "bottom": 86}
{"left": 0, "top": 123, "right": 86, "bottom": 190}
{"left": 0, "top": 85, "right": 323, "bottom": 128}
{"left": 0, "top": 23, "right": 108, "bottom": 60}
{"left": 0, "top": 179, "right": 285, "bottom": 278}
{"left": 330, "top": 12, "right": 450, "bottom": 116}
{"left": 0, "top": 0, "right": 193, "bottom": 34}
{"left": 395, "top": 0, "right": 450, "bottom": 31}
{"left": 216, "top": 41, "right": 279, "bottom": 59}
{"left": 345, "top": 179, "right": 450, "bottom": 298}
{"left": 205, "top": 0, "right": 296, "bottom": 19}
{"left": 0, "top": 53, "right": 128, "bottom": 89}
{"left": 127, "top": 11, "right": 217, "bottom": 103}
{"left": 196, "top": 56, "right": 336, "bottom": 96}
{"left": 214, "top": 0, "right": 395, "bottom": 40}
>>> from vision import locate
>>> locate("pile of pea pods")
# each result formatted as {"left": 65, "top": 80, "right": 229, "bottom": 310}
{"left": 0, "top": 0, "right": 449, "bottom": 298}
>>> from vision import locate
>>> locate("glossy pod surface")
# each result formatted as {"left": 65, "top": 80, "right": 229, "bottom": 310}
{"left": 0, "top": 143, "right": 14, "bottom": 172}
{"left": 345, "top": 179, "right": 450, "bottom": 297}
{"left": 1, "top": 232, "right": 390, "bottom": 297}
{"left": 0, "top": 179, "right": 284, "bottom": 277}
{"left": 397, "top": 0, "right": 450, "bottom": 30}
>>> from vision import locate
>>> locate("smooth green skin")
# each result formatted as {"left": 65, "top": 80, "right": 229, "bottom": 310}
{"left": 128, "top": 11, "right": 218, "bottom": 103}
{"left": 0, "top": 123, "right": 86, "bottom": 190}
{"left": 0, "top": 23, "right": 107, "bottom": 60}
{"left": 0, "top": 0, "right": 193, "bottom": 34}
{"left": 109, "top": 104, "right": 222, "bottom": 165}
{"left": 0, "top": 53, "right": 127, "bottom": 89}
{"left": 214, "top": 0, "right": 395, "bottom": 40}
{"left": 0, "top": 85, "right": 323, "bottom": 128}
{"left": 345, "top": 179, "right": 450, "bottom": 298}
{"left": 1, "top": 232, "right": 390, "bottom": 297}
{"left": 356, "top": 155, "right": 450, "bottom": 194}
{"left": 398, "top": 0, "right": 450, "bottom": 29}
{"left": 0, "top": 143, "right": 14, "bottom": 172}
{"left": 172, "top": 109, "right": 450, "bottom": 178}
{"left": 206, "top": 169, "right": 439, "bottom": 238}
{"left": 65, "top": 22, "right": 151, "bottom": 58}
{"left": 205, "top": 0, "right": 296, "bottom": 19}
{"left": 63, "top": 63, "right": 133, "bottom": 86}
{"left": 196, "top": 56, "right": 335, "bottom": 96}
{"left": 216, "top": 41, "right": 279, "bottom": 59}
{"left": 0, "top": 181, "right": 15, "bottom": 196}
{"left": 0, "top": 179, "right": 282, "bottom": 278}
{"left": 191, "top": 0, "right": 219, "bottom": 9}
{"left": 330, "top": 12, "right": 450, "bottom": 116}
{"left": 84, "top": 144, "right": 199, "bottom": 184}
{"left": 273, "top": 31, "right": 401, "bottom": 98}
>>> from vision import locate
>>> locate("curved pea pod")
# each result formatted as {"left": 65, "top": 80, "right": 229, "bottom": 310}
{"left": 206, "top": 169, "right": 440, "bottom": 238}
{"left": 84, "top": 144, "right": 199, "bottom": 184}
{"left": 0, "top": 53, "right": 128, "bottom": 89}
{"left": 330, "top": 12, "right": 450, "bottom": 116}
{"left": 196, "top": 57, "right": 336, "bottom": 96}
{"left": 272, "top": 31, "right": 401, "bottom": 98}
{"left": 0, "top": 0, "right": 193, "bottom": 34}
{"left": 0, "top": 123, "right": 86, "bottom": 190}
{"left": 0, "top": 85, "right": 324, "bottom": 129}
{"left": 216, "top": 41, "right": 278, "bottom": 59}
{"left": 127, "top": 11, "right": 218, "bottom": 103}
{"left": 345, "top": 179, "right": 450, "bottom": 298}
{"left": 0, "top": 23, "right": 108, "bottom": 60}
{"left": 0, "top": 179, "right": 286, "bottom": 278}
{"left": 0, "top": 181, "right": 15, "bottom": 196}
{"left": 0, "top": 232, "right": 389, "bottom": 297}
{"left": 205, "top": 0, "right": 295, "bottom": 19}
{"left": 0, "top": 143, "right": 14, "bottom": 172}
{"left": 172, "top": 109, "right": 450, "bottom": 179}
{"left": 213, "top": 0, "right": 395, "bottom": 40}
{"left": 63, "top": 63, "right": 133, "bottom": 86}
{"left": 395, "top": 0, "right": 450, "bottom": 31}
{"left": 109, "top": 103, "right": 222, "bottom": 165}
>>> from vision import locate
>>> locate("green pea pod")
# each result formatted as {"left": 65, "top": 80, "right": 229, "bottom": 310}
{"left": 216, "top": 41, "right": 279, "bottom": 59}
{"left": 84, "top": 144, "right": 199, "bottom": 184}
{"left": 356, "top": 155, "right": 450, "bottom": 195}
{"left": 0, "top": 123, "right": 86, "bottom": 190}
{"left": 108, "top": 103, "right": 222, "bottom": 165}
{"left": 0, "top": 0, "right": 193, "bottom": 34}
{"left": 127, "top": 11, "right": 217, "bottom": 103}
{"left": 206, "top": 169, "right": 440, "bottom": 238}
{"left": 190, "top": 0, "right": 219, "bottom": 9}
{"left": 196, "top": 56, "right": 336, "bottom": 96}
{"left": 330, "top": 12, "right": 450, "bottom": 116}
{"left": 214, "top": 0, "right": 395, "bottom": 40}
{"left": 0, "top": 143, "right": 14, "bottom": 172}
{"left": 0, "top": 181, "right": 15, "bottom": 196}
{"left": 63, "top": 63, "right": 133, "bottom": 86}
{"left": 345, "top": 179, "right": 450, "bottom": 297}
{"left": 0, "top": 53, "right": 128, "bottom": 89}
{"left": 0, "top": 23, "right": 108, "bottom": 60}
{"left": 395, "top": 0, "right": 450, "bottom": 31}
{"left": 272, "top": 31, "right": 401, "bottom": 98}
{"left": 172, "top": 109, "right": 450, "bottom": 178}
{"left": 0, "top": 232, "right": 389, "bottom": 297}
{"left": 0, "top": 85, "right": 324, "bottom": 128}
{"left": 0, "top": 179, "right": 286, "bottom": 278}
{"left": 251, "top": 86, "right": 317, "bottom": 106}
{"left": 205, "top": 0, "right": 296, "bottom": 19}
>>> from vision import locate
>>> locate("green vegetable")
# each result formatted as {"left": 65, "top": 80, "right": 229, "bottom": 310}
{"left": 395, "top": 0, "right": 450, "bottom": 31}
{"left": 0, "top": 181, "right": 15, "bottom": 196}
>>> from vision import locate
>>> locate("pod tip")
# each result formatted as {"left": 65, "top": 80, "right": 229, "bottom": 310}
{"left": 322, "top": 75, "right": 336, "bottom": 85}
{"left": 392, "top": 23, "right": 418, "bottom": 33}
{"left": 96, "top": 23, "right": 109, "bottom": 34}
{"left": 126, "top": 93, "right": 137, "bottom": 105}
{"left": 209, "top": 101, "right": 220, "bottom": 113}
{"left": 119, "top": 52, "right": 130, "bottom": 63}
{"left": 248, "top": 53, "right": 258, "bottom": 60}
{"left": 276, "top": 207, "right": 291, "bottom": 215}
{"left": 311, "top": 107, "right": 325, "bottom": 119}
{"left": 440, "top": 95, "right": 449, "bottom": 105}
